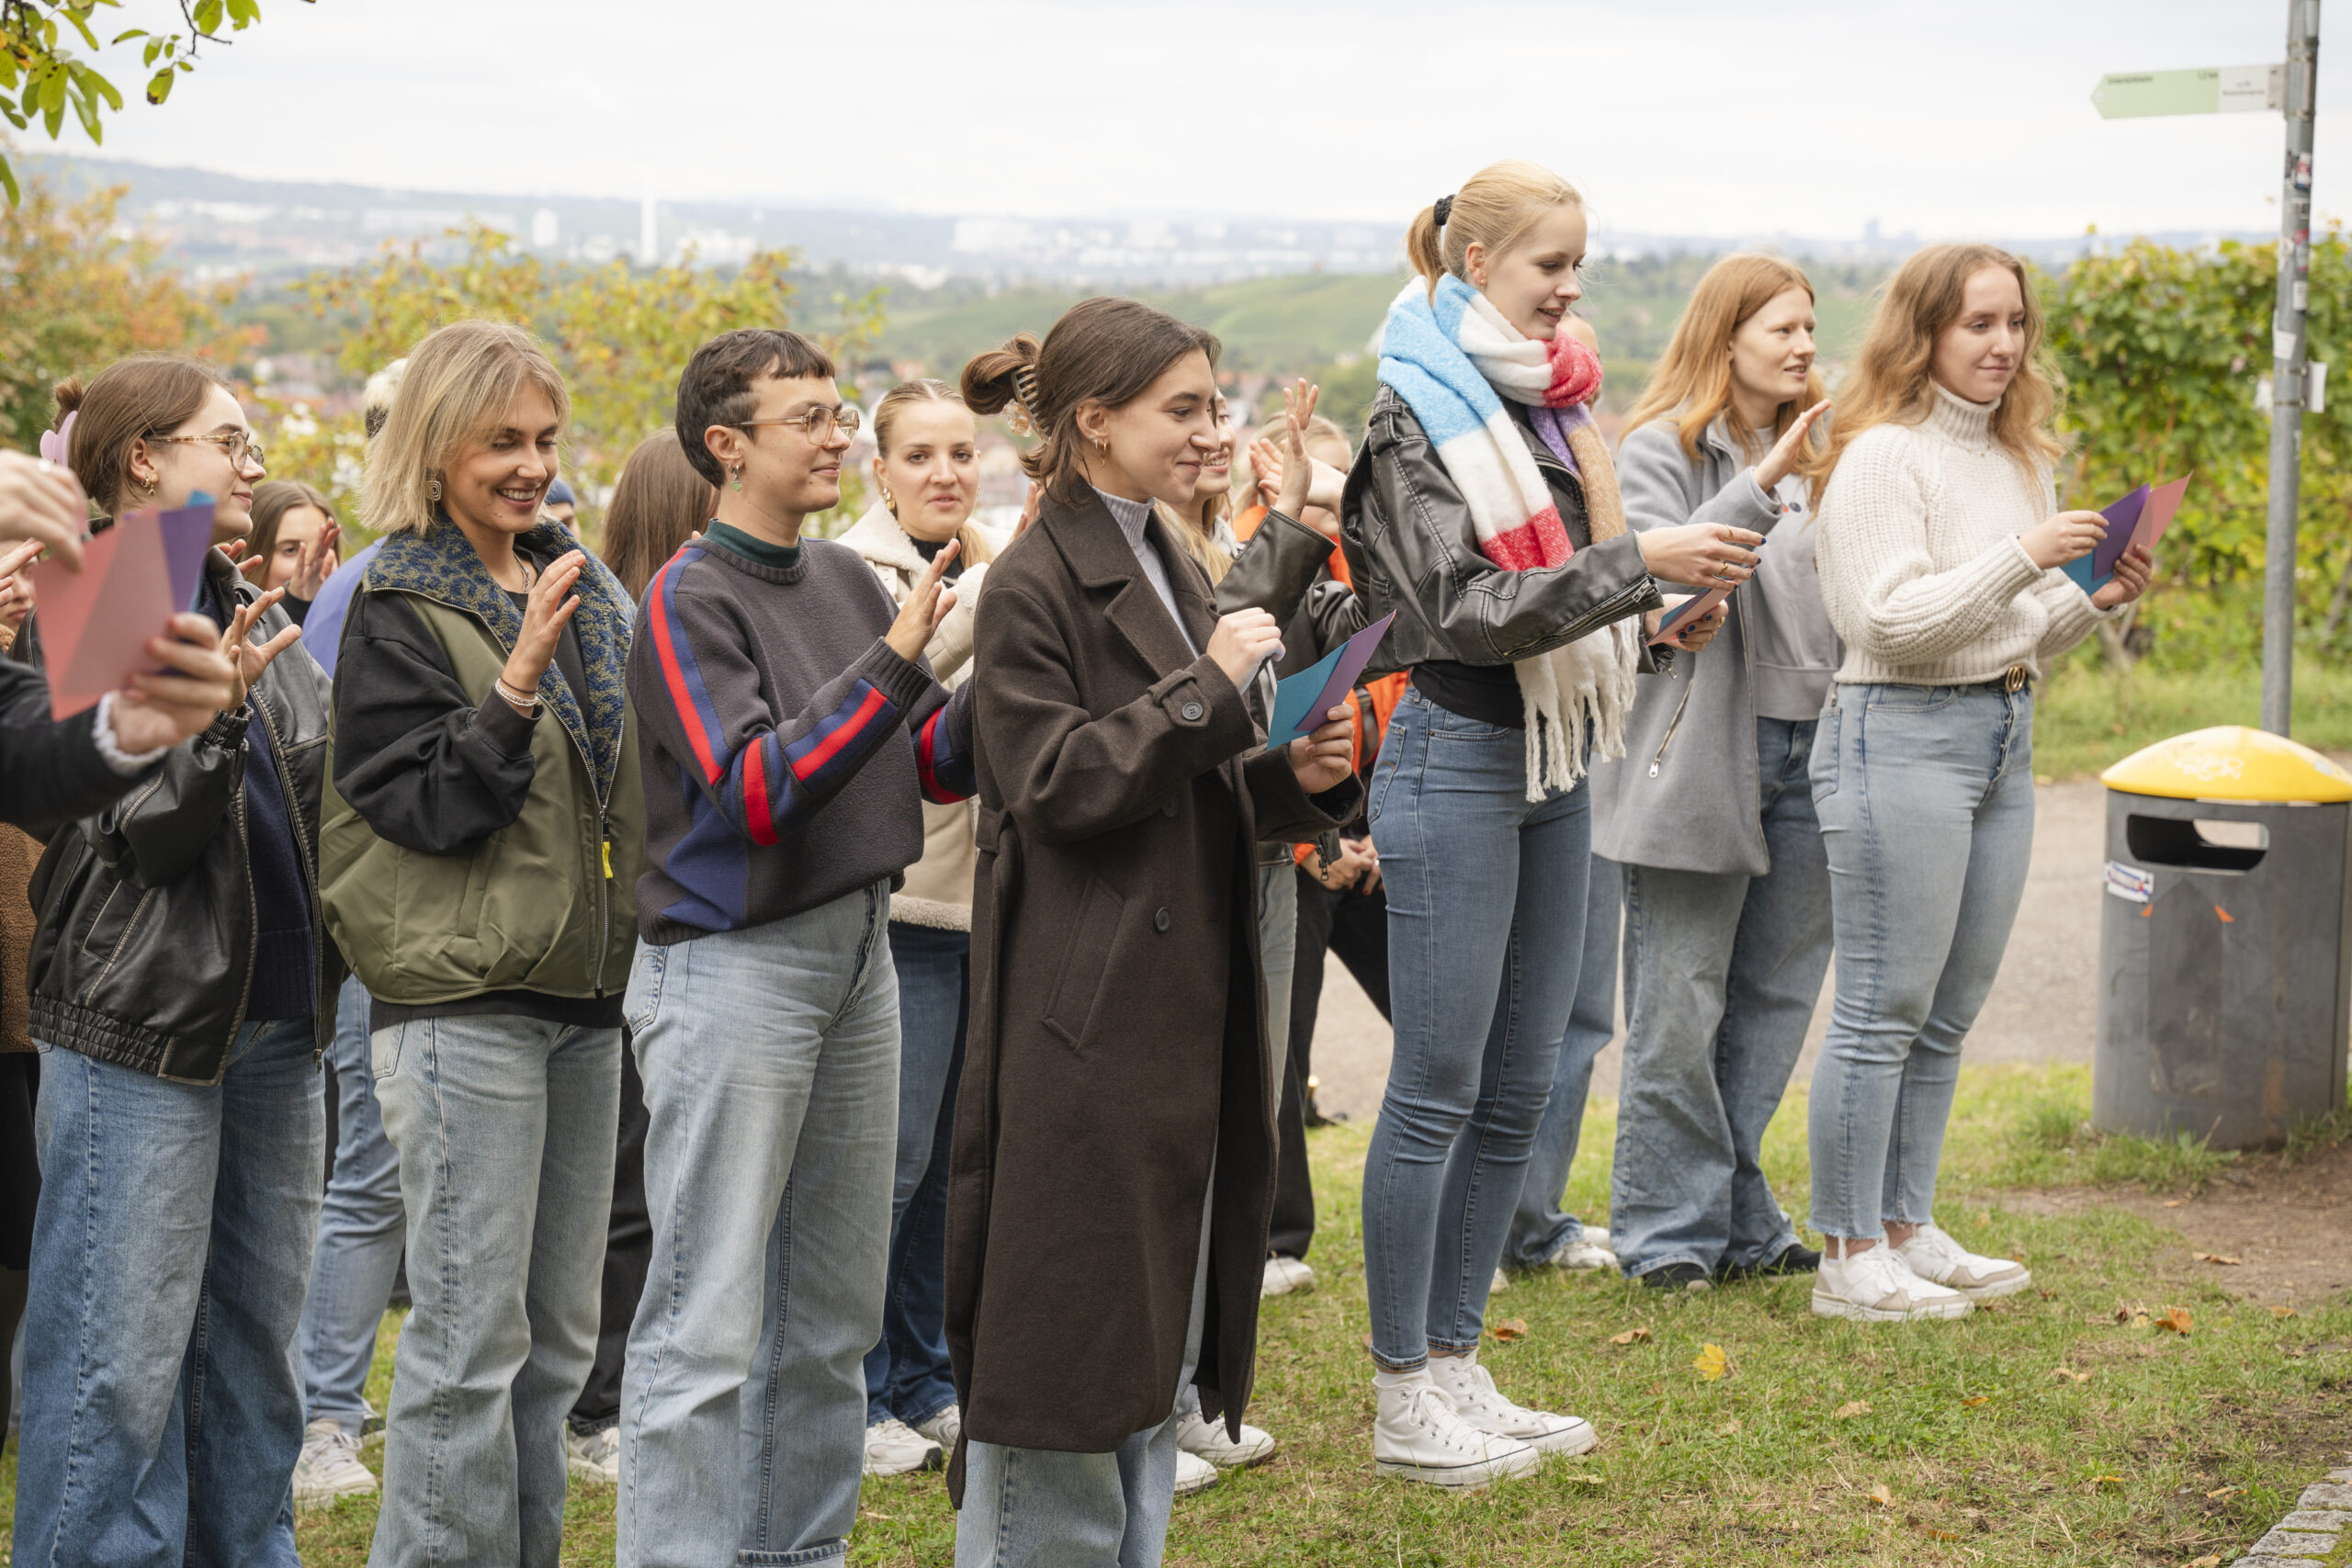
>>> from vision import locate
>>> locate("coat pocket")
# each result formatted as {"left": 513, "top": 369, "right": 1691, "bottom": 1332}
{"left": 1041, "top": 874, "right": 1125, "bottom": 1053}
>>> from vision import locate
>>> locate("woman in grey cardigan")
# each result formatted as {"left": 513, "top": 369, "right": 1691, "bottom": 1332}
{"left": 1589, "top": 254, "right": 1838, "bottom": 1290}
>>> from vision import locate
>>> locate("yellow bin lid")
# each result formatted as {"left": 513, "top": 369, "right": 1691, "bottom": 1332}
{"left": 2100, "top": 725, "right": 2352, "bottom": 803}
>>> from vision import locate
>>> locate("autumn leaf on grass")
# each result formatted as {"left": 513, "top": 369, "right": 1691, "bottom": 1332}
{"left": 1962, "top": 1395, "right": 1992, "bottom": 1408}
{"left": 2154, "top": 1306, "right": 2194, "bottom": 1336}
{"left": 2092, "top": 1475, "right": 2127, "bottom": 1491}
{"left": 1833, "top": 1400, "right": 1871, "bottom": 1419}
{"left": 2050, "top": 1366, "right": 2093, "bottom": 1383}
{"left": 2193, "top": 1252, "right": 2243, "bottom": 1266}
{"left": 2269, "top": 1305, "right": 2300, "bottom": 1319}
{"left": 1911, "top": 1516, "right": 1962, "bottom": 1542}
{"left": 1488, "top": 1318, "right": 1530, "bottom": 1342}
{"left": 1691, "top": 1343, "right": 1729, "bottom": 1382}
{"left": 1866, "top": 1483, "right": 1893, "bottom": 1508}
{"left": 2188, "top": 1556, "right": 2222, "bottom": 1567}
{"left": 1608, "top": 1326, "right": 1652, "bottom": 1346}
{"left": 2205, "top": 1485, "right": 2245, "bottom": 1501}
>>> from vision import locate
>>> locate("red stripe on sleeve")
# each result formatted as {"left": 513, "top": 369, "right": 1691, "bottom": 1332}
{"left": 790, "top": 687, "right": 888, "bottom": 781}
{"left": 743, "top": 735, "right": 777, "bottom": 845}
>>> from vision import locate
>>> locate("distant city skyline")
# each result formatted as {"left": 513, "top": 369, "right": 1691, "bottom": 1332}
{"left": 43, "top": 0, "right": 2352, "bottom": 246}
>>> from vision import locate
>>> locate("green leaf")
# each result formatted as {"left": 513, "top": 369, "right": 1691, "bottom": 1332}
{"left": 38, "top": 67, "right": 67, "bottom": 114}
{"left": 145, "top": 65, "right": 173, "bottom": 104}
{"left": 192, "top": 0, "right": 224, "bottom": 34}
{"left": 0, "top": 153, "right": 18, "bottom": 209}
{"left": 113, "top": 28, "right": 150, "bottom": 42}
{"left": 71, "top": 85, "right": 100, "bottom": 141}
{"left": 142, "top": 37, "right": 162, "bottom": 66}
{"left": 224, "top": 0, "right": 261, "bottom": 27}
{"left": 79, "top": 64, "right": 120, "bottom": 110}
{"left": 62, "top": 8, "right": 100, "bottom": 48}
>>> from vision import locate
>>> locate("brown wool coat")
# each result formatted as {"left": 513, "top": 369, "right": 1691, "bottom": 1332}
{"left": 945, "top": 491, "right": 1357, "bottom": 1493}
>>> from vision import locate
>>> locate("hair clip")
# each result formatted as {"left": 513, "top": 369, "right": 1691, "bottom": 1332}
{"left": 1007, "top": 365, "right": 1043, "bottom": 438}
{"left": 1433, "top": 195, "right": 1454, "bottom": 229}
{"left": 39, "top": 411, "right": 75, "bottom": 466}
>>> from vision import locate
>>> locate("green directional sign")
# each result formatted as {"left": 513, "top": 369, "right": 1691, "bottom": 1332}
{"left": 2093, "top": 64, "right": 2284, "bottom": 118}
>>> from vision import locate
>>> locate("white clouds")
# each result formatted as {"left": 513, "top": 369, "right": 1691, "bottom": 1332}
{"left": 71, "top": 0, "right": 2352, "bottom": 241}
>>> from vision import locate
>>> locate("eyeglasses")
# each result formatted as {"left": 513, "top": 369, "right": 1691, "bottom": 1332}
{"left": 734, "top": 404, "right": 862, "bottom": 444}
{"left": 152, "top": 430, "right": 267, "bottom": 471}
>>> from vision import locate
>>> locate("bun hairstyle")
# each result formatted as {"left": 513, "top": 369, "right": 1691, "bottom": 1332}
{"left": 52, "top": 355, "right": 228, "bottom": 519}
{"left": 1406, "top": 159, "right": 1584, "bottom": 298}
{"left": 871, "top": 378, "right": 966, "bottom": 458}
{"left": 961, "top": 297, "right": 1220, "bottom": 503}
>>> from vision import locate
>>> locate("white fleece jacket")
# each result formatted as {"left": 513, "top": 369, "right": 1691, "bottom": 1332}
{"left": 1815, "top": 383, "right": 2109, "bottom": 687}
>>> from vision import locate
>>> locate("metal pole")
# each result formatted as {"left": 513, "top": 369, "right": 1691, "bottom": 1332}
{"left": 2265, "top": 0, "right": 2321, "bottom": 736}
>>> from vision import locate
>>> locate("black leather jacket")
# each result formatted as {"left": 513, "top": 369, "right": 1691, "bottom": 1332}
{"left": 25, "top": 550, "right": 340, "bottom": 1083}
{"left": 1325, "top": 385, "right": 1661, "bottom": 671}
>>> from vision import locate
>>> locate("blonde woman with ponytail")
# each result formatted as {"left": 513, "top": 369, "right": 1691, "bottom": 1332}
{"left": 1341, "top": 159, "right": 1747, "bottom": 1488}
{"left": 1589, "top": 254, "right": 1839, "bottom": 1293}
{"left": 1804, "top": 245, "right": 2148, "bottom": 1323}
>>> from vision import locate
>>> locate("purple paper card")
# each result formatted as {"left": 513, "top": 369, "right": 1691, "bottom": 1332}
{"left": 2093, "top": 484, "right": 2149, "bottom": 581}
{"left": 159, "top": 497, "right": 217, "bottom": 611}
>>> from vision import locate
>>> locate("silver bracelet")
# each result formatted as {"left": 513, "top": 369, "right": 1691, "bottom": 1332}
{"left": 494, "top": 678, "right": 540, "bottom": 714}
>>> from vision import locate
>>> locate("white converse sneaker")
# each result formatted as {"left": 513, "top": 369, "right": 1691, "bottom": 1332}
{"left": 862, "top": 1416, "right": 944, "bottom": 1476}
{"left": 1174, "top": 1405, "right": 1278, "bottom": 1468}
{"left": 565, "top": 1424, "right": 620, "bottom": 1484}
{"left": 1374, "top": 1374, "right": 1544, "bottom": 1487}
{"left": 1894, "top": 1223, "right": 2033, "bottom": 1301}
{"left": 1811, "top": 1245, "right": 1973, "bottom": 1322}
{"left": 1173, "top": 1448, "right": 1222, "bottom": 1495}
{"left": 1542, "top": 1232, "right": 1619, "bottom": 1273}
{"left": 1428, "top": 1354, "right": 1597, "bottom": 1456}
{"left": 292, "top": 1416, "right": 377, "bottom": 1507}
{"left": 1261, "top": 1255, "right": 1317, "bottom": 1298}
{"left": 913, "top": 1404, "right": 962, "bottom": 1453}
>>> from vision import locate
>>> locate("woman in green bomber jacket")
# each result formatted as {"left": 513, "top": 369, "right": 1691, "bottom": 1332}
{"left": 317, "top": 320, "right": 645, "bottom": 1568}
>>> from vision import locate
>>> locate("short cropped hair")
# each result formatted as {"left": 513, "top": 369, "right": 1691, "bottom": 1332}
{"left": 673, "top": 329, "right": 836, "bottom": 488}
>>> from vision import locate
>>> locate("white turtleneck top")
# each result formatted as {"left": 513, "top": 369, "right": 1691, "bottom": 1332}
{"left": 1814, "top": 382, "right": 2110, "bottom": 688}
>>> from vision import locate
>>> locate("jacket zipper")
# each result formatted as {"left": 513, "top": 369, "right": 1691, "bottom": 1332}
{"left": 1648, "top": 671, "right": 1698, "bottom": 778}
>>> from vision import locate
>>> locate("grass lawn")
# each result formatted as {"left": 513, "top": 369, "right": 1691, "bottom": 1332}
{"left": 6, "top": 1062, "right": 2344, "bottom": 1566}
{"left": 2031, "top": 657, "right": 2352, "bottom": 782}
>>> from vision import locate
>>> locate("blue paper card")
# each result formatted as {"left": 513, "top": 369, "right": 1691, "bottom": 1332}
{"left": 1265, "top": 612, "right": 1396, "bottom": 750}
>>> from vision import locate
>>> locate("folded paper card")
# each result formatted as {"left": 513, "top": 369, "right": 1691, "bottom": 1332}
{"left": 1265, "top": 612, "right": 1396, "bottom": 750}
{"left": 2064, "top": 475, "right": 2190, "bottom": 594}
{"left": 1650, "top": 586, "right": 1729, "bottom": 646}
{"left": 28, "top": 500, "right": 217, "bottom": 720}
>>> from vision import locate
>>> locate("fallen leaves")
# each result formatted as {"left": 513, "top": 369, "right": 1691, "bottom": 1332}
{"left": 2271, "top": 1304, "right": 2301, "bottom": 1319}
{"left": 1488, "top": 1317, "right": 1530, "bottom": 1342}
{"left": 1962, "top": 1395, "right": 1992, "bottom": 1407}
{"left": 2188, "top": 1556, "right": 2222, "bottom": 1567}
{"left": 2206, "top": 1485, "right": 2245, "bottom": 1501}
{"left": 2154, "top": 1306, "right": 2194, "bottom": 1336}
{"left": 1866, "top": 1483, "right": 1894, "bottom": 1508}
{"left": 2193, "top": 1252, "right": 2243, "bottom": 1266}
{"left": 2092, "top": 1474, "right": 2128, "bottom": 1491}
{"left": 1608, "top": 1326, "right": 1652, "bottom": 1346}
{"left": 1691, "top": 1343, "right": 1729, "bottom": 1382}
{"left": 1833, "top": 1400, "right": 1872, "bottom": 1419}
{"left": 2163, "top": 1198, "right": 2185, "bottom": 1208}
{"left": 2051, "top": 1365, "right": 2094, "bottom": 1383}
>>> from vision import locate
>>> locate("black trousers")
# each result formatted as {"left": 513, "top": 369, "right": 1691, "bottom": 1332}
{"left": 571, "top": 1040, "right": 651, "bottom": 1433}
{"left": 2, "top": 1050, "right": 38, "bottom": 1447}
{"left": 1269, "top": 870, "right": 1391, "bottom": 1261}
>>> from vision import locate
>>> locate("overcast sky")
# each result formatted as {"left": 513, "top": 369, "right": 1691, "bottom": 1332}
{"left": 72, "top": 0, "right": 2352, "bottom": 241}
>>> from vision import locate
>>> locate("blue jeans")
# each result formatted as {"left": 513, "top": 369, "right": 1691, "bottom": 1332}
{"left": 368, "top": 1013, "right": 620, "bottom": 1568}
{"left": 1612, "top": 717, "right": 1832, "bottom": 1277}
{"left": 864, "top": 921, "right": 969, "bottom": 1429}
{"left": 15, "top": 1019, "right": 322, "bottom": 1568}
{"left": 621, "top": 883, "right": 898, "bottom": 1568}
{"left": 299, "top": 975, "right": 406, "bottom": 1438}
{"left": 1363, "top": 688, "right": 1591, "bottom": 1368}
{"left": 1806, "top": 685, "right": 2036, "bottom": 1241}
{"left": 1504, "top": 855, "right": 1620, "bottom": 1267}
{"left": 1258, "top": 858, "right": 1297, "bottom": 1153}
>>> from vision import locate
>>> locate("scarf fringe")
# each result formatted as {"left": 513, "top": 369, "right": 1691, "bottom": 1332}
{"left": 1515, "top": 619, "right": 1638, "bottom": 802}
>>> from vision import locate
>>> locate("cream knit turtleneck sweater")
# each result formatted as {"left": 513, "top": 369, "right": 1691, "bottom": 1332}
{"left": 1815, "top": 383, "right": 2109, "bottom": 687}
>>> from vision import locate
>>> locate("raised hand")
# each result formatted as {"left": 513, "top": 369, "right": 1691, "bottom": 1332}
{"left": 501, "top": 549, "right": 586, "bottom": 700}
{"left": 887, "top": 538, "right": 960, "bottom": 662}
{"left": 1755, "top": 400, "right": 1831, "bottom": 491}
{"left": 219, "top": 587, "right": 304, "bottom": 705}
{"left": 1205, "top": 607, "right": 1283, "bottom": 691}
{"left": 1287, "top": 706, "right": 1353, "bottom": 794}
{"left": 0, "top": 449, "right": 89, "bottom": 570}
{"left": 1264, "top": 380, "right": 1345, "bottom": 525}
{"left": 289, "top": 520, "right": 341, "bottom": 601}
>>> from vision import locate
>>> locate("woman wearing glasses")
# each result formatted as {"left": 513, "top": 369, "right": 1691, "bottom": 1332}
{"left": 317, "top": 321, "right": 645, "bottom": 1565}
{"left": 12, "top": 356, "right": 334, "bottom": 1568}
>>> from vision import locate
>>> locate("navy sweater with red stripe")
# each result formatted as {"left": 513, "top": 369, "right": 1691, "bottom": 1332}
{"left": 627, "top": 531, "right": 975, "bottom": 944}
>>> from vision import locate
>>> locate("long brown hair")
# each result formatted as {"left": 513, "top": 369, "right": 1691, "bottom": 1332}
{"left": 1406, "top": 160, "right": 1582, "bottom": 299}
{"left": 53, "top": 356, "right": 228, "bottom": 519}
{"left": 960, "top": 298, "right": 1220, "bottom": 504}
{"left": 1623, "top": 254, "right": 1830, "bottom": 483}
{"left": 599, "top": 429, "right": 715, "bottom": 601}
{"left": 244, "top": 479, "right": 337, "bottom": 584}
{"left": 1826, "top": 243, "right": 2062, "bottom": 482}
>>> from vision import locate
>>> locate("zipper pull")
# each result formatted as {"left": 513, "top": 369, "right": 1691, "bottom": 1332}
{"left": 602, "top": 838, "right": 614, "bottom": 881}
{"left": 1648, "top": 761, "right": 1662, "bottom": 778}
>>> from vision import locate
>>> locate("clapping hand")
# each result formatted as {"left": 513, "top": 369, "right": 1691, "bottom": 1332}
{"left": 219, "top": 587, "right": 305, "bottom": 707}
{"left": 1755, "top": 400, "right": 1831, "bottom": 491}
{"left": 887, "top": 539, "right": 960, "bottom": 662}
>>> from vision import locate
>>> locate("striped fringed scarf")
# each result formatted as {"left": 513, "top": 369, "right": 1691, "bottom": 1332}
{"left": 1377, "top": 275, "right": 1637, "bottom": 800}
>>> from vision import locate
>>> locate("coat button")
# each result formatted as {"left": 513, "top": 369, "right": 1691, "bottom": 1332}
{"left": 1181, "top": 702, "right": 1204, "bottom": 721}
{"left": 1153, "top": 907, "right": 1171, "bottom": 933}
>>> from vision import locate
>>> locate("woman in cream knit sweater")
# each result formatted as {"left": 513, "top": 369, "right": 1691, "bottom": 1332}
{"left": 1806, "top": 245, "right": 2149, "bottom": 1324}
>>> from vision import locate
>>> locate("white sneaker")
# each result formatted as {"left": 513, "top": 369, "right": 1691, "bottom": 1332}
{"left": 1173, "top": 1449, "right": 1222, "bottom": 1495}
{"left": 914, "top": 1404, "right": 962, "bottom": 1453}
{"left": 1261, "top": 1255, "right": 1317, "bottom": 1298}
{"left": 1894, "top": 1223, "right": 2033, "bottom": 1301}
{"left": 1489, "top": 1268, "right": 1510, "bottom": 1293}
{"left": 1428, "top": 1354, "right": 1597, "bottom": 1456}
{"left": 292, "top": 1416, "right": 377, "bottom": 1508}
{"left": 1543, "top": 1231, "right": 1619, "bottom": 1273}
{"left": 565, "top": 1424, "right": 619, "bottom": 1485}
{"left": 1811, "top": 1245, "right": 1973, "bottom": 1322}
{"left": 1373, "top": 1373, "right": 1544, "bottom": 1487}
{"left": 1174, "top": 1405, "right": 1278, "bottom": 1468}
{"left": 862, "top": 1416, "right": 944, "bottom": 1476}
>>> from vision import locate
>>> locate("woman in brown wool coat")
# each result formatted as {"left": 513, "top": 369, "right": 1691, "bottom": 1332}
{"left": 944, "top": 298, "right": 1360, "bottom": 1567}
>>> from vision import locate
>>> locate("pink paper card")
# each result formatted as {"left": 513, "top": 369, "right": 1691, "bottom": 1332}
{"left": 2135, "top": 474, "right": 2192, "bottom": 553}
{"left": 28, "top": 507, "right": 181, "bottom": 720}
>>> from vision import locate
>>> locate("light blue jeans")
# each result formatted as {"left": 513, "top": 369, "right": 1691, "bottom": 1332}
{"left": 1258, "top": 857, "right": 1297, "bottom": 1147}
{"left": 865, "top": 921, "right": 968, "bottom": 1429}
{"left": 620, "top": 883, "right": 899, "bottom": 1568}
{"left": 1612, "top": 717, "right": 1832, "bottom": 1278}
{"left": 15, "top": 1019, "right": 322, "bottom": 1568}
{"left": 368, "top": 1013, "right": 620, "bottom": 1568}
{"left": 1806, "top": 684, "right": 2036, "bottom": 1241}
{"left": 1504, "top": 855, "right": 1620, "bottom": 1267}
{"left": 299, "top": 974, "right": 406, "bottom": 1438}
{"left": 1363, "top": 688, "right": 1591, "bottom": 1368}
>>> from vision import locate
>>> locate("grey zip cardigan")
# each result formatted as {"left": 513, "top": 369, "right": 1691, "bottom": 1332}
{"left": 1589, "top": 416, "right": 1834, "bottom": 876}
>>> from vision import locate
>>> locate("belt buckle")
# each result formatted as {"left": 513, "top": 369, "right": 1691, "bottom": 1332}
{"left": 2002, "top": 664, "right": 2028, "bottom": 694}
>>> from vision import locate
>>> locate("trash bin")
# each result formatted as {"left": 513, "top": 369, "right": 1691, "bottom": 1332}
{"left": 2096, "top": 726, "right": 2352, "bottom": 1149}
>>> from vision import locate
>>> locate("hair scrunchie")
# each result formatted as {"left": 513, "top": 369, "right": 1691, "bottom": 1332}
{"left": 38, "top": 411, "right": 74, "bottom": 466}
{"left": 1433, "top": 195, "right": 1454, "bottom": 229}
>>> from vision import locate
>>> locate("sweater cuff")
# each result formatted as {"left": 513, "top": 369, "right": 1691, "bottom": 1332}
{"left": 856, "top": 637, "right": 944, "bottom": 719}
{"left": 1728, "top": 470, "right": 1787, "bottom": 533}
{"left": 477, "top": 688, "right": 538, "bottom": 756}
{"left": 91, "top": 693, "right": 171, "bottom": 774}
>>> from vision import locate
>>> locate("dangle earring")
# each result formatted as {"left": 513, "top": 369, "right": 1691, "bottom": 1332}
{"left": 427, "top": 475, "right": 442, "bottom": 504}
{"left": 880, "top": 484, "right": 896, "bottom": 513}
{"left": 729, "top": 463, "right": 743, "bottom": 493}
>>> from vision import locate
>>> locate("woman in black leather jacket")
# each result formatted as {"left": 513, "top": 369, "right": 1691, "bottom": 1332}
{"left": 13, "top": 356, "right": 333, "bottom": 1568}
